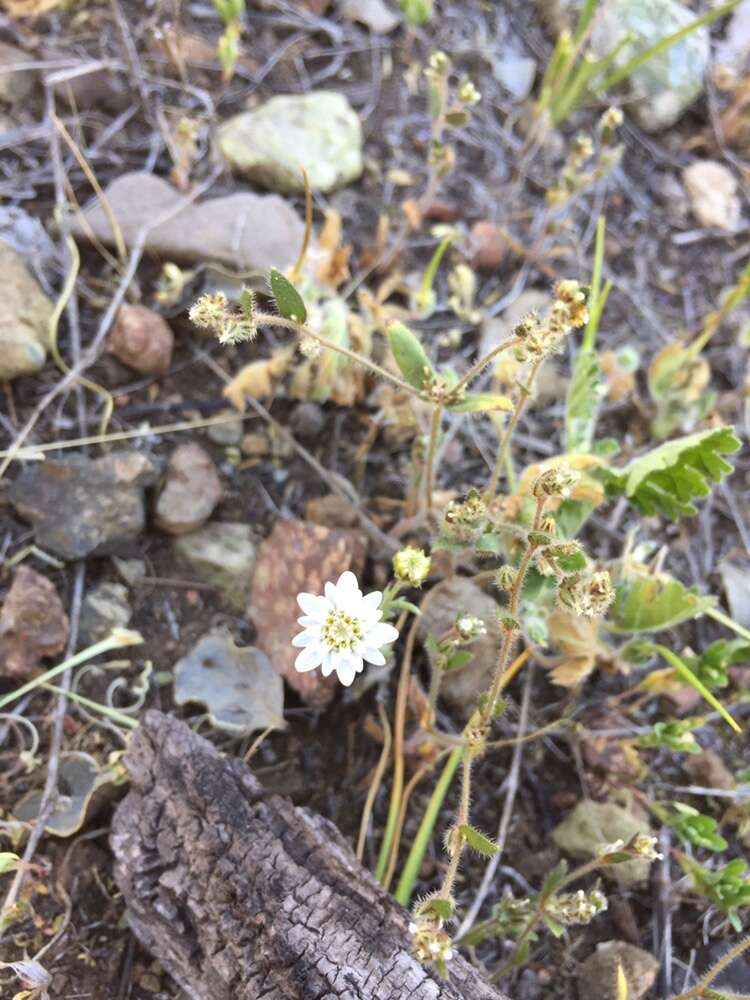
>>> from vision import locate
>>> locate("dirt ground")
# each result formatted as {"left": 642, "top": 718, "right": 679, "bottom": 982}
{"left": 1, "top": 0, "right": 749, "bottom": 997}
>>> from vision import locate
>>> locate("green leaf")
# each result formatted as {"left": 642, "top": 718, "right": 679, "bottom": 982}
{"left": 0, "top": 852, "right": 20, "bottom": 874}
{"left": 555, "top": 499, "right": 595, "bottom": 539}
{"left": 565, "top": 348, "right": 602, "bottom": 453}
{"left": 269, "top": 268, "right": 307, "bottom": 323}
{"left": 460, "top": 824, "right": 499, "bottom": 857}
{"left": 555, "top": 549, "right": 588, "bottom": 574}
{"left": 448, "top": 392, "right": 514, "bottom": 414}
{"left": 387, "top": 321, "right": 435, "bottom": 391}
{"left": 542, "top": 859, "right": 568, "bottom": 896}
{"left": 609, "top": 574, "right": 715, "bottom": 635}
{"left": 445, "top": 650, "right": 473, "bottom": 672}
{"left": 416, "top": 896, "right": 455, "bottom": 920}
{"left": 604, "top": 427, "right": 741, "bottom": 520}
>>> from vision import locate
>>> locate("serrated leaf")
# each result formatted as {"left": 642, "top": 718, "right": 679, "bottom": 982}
{"left": 565, "top": 348, "right": 602, "bottom": 453}
{"left": 269, "top": 268, "right": 307, "bottom": 323}
{"left": 387, "top": 321, "right": 434, "bottom": 391}
{"left": 609, "top": 574, "right": 715, "bottom": 635}
{"left": 605, "top": 427, "right": 741, "bottom": 520}
{"left": 448, "top": 392, "right": 514, "bottom": 414}
{"left": 460, "top": 824, "right": 498, "bottom": 857}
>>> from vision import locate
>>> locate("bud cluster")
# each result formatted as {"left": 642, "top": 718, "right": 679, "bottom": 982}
{"left": 545, "top": 888, "right": 608, "bottom": 926}
{"left": 393, "top": 546, "right": 432, "bottom": 588}
{"left": 189, "top": 290, "right": 257, "bottom": 345}
{"left": 533, "top": 463, "right": 581, "bottom": 499}
{"left": 558, "top": 570, "right": 615, "bottom": 618}
{"left": 409, "top": 916, "right": 454, "bottom": 967}
{"left": 548, "top": 108, "right": 624, "bottom": 207}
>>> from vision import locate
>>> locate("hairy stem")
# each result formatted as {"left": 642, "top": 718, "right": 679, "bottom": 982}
{"left": 486, "top": 357, "right": 544, "bottom": 500}
{"left": 450, "top": 336, "right": 521, "bottom": 398}
{"left": 425, "top": 404, "right": 443, "bottom": 513}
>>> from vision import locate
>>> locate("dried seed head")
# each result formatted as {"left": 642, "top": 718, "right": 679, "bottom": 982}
{"left": 558, "top": 569, "right": 615, "bottom": 618}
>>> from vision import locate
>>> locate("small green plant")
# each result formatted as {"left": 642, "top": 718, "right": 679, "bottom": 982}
{"left": 680, "top": 856, "right": 750, "bottom": 932}
{"left": 400, "top": 0, "right": 433, "bottom": 24}
{"left": 213, "top": 0, "right": 245, "bottom": 82}
{"left": 639, "top": 718, "right": 703, "bottom": 754}
{"left": 653, "top": 802, "right": 728, "bottom": 853}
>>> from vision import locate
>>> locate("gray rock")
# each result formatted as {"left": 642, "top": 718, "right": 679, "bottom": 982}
{"left": 715, "top": 0, "right": 750, "bottom": 75}
{"left": 69, "top": 172, "right": 304, "bottom": 272}
{"left": 9, "top": 452, "right": 160, "bottom": 560}
{"left": 174, "top": 522, "right": 256, "bottom": 612}
{"left": 590, "top": 0, "right": 709, "bottom": 132}
{"left": 418, "top": 577, "right": 501, "bottom": 720}
{"left": 112, "top": 557, "right": 147, "bottom": 587}
{"left": 339, "top": 0, "right": 400, "bottom": 32}
{"left": 218, "top": 92, "right": 363, "bottom": 194}
{"left": 79, "top": 582, "right": 132, "bottom": 645}
{"left": 577, "top": 941, "right": 659, "bottom": 1000}
{"left": 493, "top": 53, "right": 537, "bottom": 101}
{"left": 0, "top": 240, "right": 54, "bottom": 381}
{"left": 155, "top": 443, "right": 223, "bottom": 536}
{"left": 206, "top": 410, "right": 243, "bottom": 445}
{"left": 0, "top": 41, "right": 37, "bottom": 105}
{"left": 552, "top": 799, "right": 654, "bottom": 886}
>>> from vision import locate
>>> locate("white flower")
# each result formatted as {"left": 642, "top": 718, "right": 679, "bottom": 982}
{"left": 292, "top": 571, "right": 400, "bottom": 687}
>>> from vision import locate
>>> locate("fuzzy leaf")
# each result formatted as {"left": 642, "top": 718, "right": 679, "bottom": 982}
{"left": 416, "top": 896, "right": 455, "bottom": 920}
{"left": 448, "top": 392, "right": 514, "bottom": 414}
{"left": 604, "top": 427, "right": 741, "bottom": 520}
{"left": 609, "top": 574, "right": 715, "bottom": 635}
{"left": 269, "top": 268, "right": 307, "bottom": 323}
{"left": 387, "top": 321, "right": 435, "bottom": 391}
{"left": 541, "top": 859, "right": 568, "bottom": 895}
{"left": 460, "top": 824, "right": 499, "bottom": 857}
{"left": 565, "top": 348, "right": 602, "bottom": 453}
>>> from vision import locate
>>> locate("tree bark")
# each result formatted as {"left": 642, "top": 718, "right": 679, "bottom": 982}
{"left": 111, "top": 711, "right": 510, "bottom": 1000}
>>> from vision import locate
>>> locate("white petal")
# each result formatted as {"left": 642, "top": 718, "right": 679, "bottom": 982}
{"left": 336, "top": 660, "right": 356, "bottom": 686}
{"left": 336, "top": 571, "right": 360, "bottom": 593}
{"left": 362, "top": 647, "right": 386, "bottom": 666}
{"left": 297, "top": 615, "right": 323, "bottom": 627}
{"left": 320, "top": 650, "right": 337, "bottom": 677}
{"left": 292, "top": 630, "right": 318, "bottom": 648}
{"left": 362, "top": 591, "right": 383, "bottom": 614}
{"left": 365, "top": 622, "right": 400, "bottom": 647}
{"left": 297, "top": 593, "right": 330, "bottom": 617}
{"left": 325, "top": 581, "right": 338, "bottom": 602}
{"left": 295, "top": 644, "right": 323, "bottom": 672}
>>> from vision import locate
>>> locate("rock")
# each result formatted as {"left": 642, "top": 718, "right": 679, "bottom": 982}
{"left": 552, "top": 799, "right": 654, "bottom": 886}
{"left": 69, "top": 172, "right": 304, "bottom": 272}
{"left": 0, "top": 567, "right": 69, "bottom": 679}
{"left": 173, "top": 522, "right": 256, "bottom": 612}
{"left": 418, "top": 577, "right": 501, "bottom": 720}
{"left": 469, "top": 221, "right": 508, "bottom": 271}
{"left": 719, "top": 560, "right": 750, "bottom": 630}
{"left": 577, "top": 941, "right": 659, "bottom": 1000}
{"left": 79, "top": 582, "right": 132, "bottom": 646}
{"left": 289, "top": 401, "right": 326, "bottom": 438}
{"left": 589, "top": 0, "right": 709, "bottom": 132}
{"left": 9, "top": 452, "right": 160, "bottom": 560}
{"left": 174, "top": 630, "right": 284, "bottom": 736}
{"left": 682, "top": 160, "right": 741, "bottom": 232}
{"left": 0, "top": 240, "right": 54, "bottom": 381}
{"left": 218, "top": 92, "right": 363, "bottom": 194}
{"left": 248, "top": 519, "right": 368, "bottom": 705}
{"left": 0, "top": 41, "right": 37, "bottom": 105}
{"left": 240, "top": 432, "right": 271, "bottom": 458}
{"left": 107, "top": 304, "right": 174, "bottom": 376}
{"left": 492, "top": 53, "right": 537, "bottom": 101}
{"left": 305, "top": 493, "right": 360, "bottom": 530}
{"left": 206, "top": 410, "right": 243, "bottom": 445}
{"left": 715, "top": 0, "right": 750, "bottom": 75}
{"left": 0, "top": 205, "right": 57, "bottom": 275}
{"left": 684, "top": 749, "right": 736, "bottom": 791}
{"left": 112, "top": 557, "right": 146, "bottom": 587}
{"left": 480, "top": 288, "right": 552, "bottom": 357}
{"left": 155, "top": 443, "right": 222, "bottom": 536}
{"left": 339, "top": 0, "right": 400, "bottom": 32}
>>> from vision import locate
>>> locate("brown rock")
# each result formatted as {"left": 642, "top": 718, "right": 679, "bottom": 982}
{"left": 424, "top": 199, "right": 462, "bottom": 223}
{"left": 469, "top": 220, "right": 508, "bottom": 271}
{"left": 305, "top": 494, "right": 360, "bottom": 530}
{"left": 240, "top": 432, "right": 270, "bottom": 458}
{"left": 577, "top": 941, "right": 659, "bottom": 1000}
{"left": 0, "top": 240, "right": 54, "bottom": 381}
{"left": 155, "top": 443, "right": 222, "bottom": 536}
{"left": 684, "top": 749, "right": 736, "bottom": 791}
{"left": 108, "top": 304, "right": 174, "bottom": 376}
{"left": 248, "top": 519, "right": 367, "bottom": 705}
{"left": 0, "top": 567, "right": 69, "bottom": 679}
{"left": 418, "top": 577, "right": 500, "bottom": 720}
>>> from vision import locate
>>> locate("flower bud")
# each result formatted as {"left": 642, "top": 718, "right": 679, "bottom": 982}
{"left": 393, "top": 546, "right": 432, "bottom": 587}
{"left": 532, "top": 464, "right": 580, "bottom": 499}
{"left": 455, "top": 613, "right": 487, "bottom": 641}
{"left": 495, "top": 565, "right": 516, "bottom": 592}
{"left": 558, "top": 570, "right": 614, "bottom": 618}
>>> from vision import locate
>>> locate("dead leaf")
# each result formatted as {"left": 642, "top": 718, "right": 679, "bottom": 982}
{"left": 13, "top": 753, "right": 110, "bottom": 837}
{"left": 223, "top": 350, "right": 291, "bottom": 411}
{"left": 315, "top": 209, "right": 351, "bottom": 289}
{"left": 516, "top": 453, "right": 606, "bottom": 511}
{"left": 548, "top": 607, "right": 608, "bottom": 687}
{"left": 174, "top": 630, "right": 285, "bottom": 735}
{"left": 248, "top": 519, "right": 368, "bottom": 706}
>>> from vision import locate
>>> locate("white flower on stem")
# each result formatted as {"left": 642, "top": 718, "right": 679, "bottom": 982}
{"left": 292, "top": 571, "right": 400, "bottom": 687}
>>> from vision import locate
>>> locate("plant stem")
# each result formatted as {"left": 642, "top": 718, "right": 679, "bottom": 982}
{"left": 375, "top": 610, "right": 416, "bottom": 884}
{"left": 671, "top": 935, "right": 750, "bottom": 999}
{"left": 254, "top": 312, "right": 420, "bottom": 398}
{"left": 486, "top": 357, "right": 544, "bottom": 500}
{"left": 706, "top": 605, "right": 750, "bottom": 644}
{"left": 356, "top": 702, "right": 392, "bottom": 862}
{"left": 424, "top": 404, "right": 443, "bottom": 512}
{"left": 450, "top": 336, "right": 521, "bottom": 398}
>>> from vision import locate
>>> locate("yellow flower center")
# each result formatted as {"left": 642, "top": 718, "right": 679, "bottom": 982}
{"left": 322, "top": 610, "right": 362, "bottom": 652}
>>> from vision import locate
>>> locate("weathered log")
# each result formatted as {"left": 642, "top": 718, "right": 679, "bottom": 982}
{"left": 111, "top": 711, "right": 510, "bottom": 1000}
